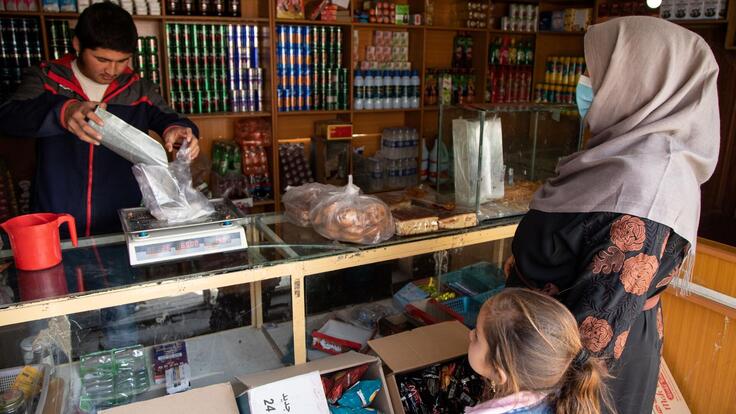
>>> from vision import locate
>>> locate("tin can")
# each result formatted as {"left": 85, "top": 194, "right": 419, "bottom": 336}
{"left": 220, "top": 89, "right": 230, "bottom": 112}
{"left": 150, "top": 70, "right": 160, "bottom": 85}
{"left": 137, "top": 37, "right": 146, "bottom": 53}
{"left": 147, "top": 36, "right": 158, "bottom": 54}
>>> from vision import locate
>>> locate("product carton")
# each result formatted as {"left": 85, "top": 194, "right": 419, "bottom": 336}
{"left": 100, "top": 383, "right": 239, "bottom": 414}
{"left": 235, "top": 351, "right": 394, "bottom": 414}
{"left": 687, "top": 0, "right": 705, "bottom": 18}
{"left": 652, "top": 359, "right": 691, "bottom": 414}
{"left": 368, "top": 321, "right": 471, "bottom": 414}
{"left": 660, "top": 0, "right": 675, "bottom": 19}
{"left": 674, "top": 0, "right": 690, "bottom": 18}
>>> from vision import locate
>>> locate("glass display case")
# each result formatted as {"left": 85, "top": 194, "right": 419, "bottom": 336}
{"left": 0, "top": 212, "right": 517, "bottom": 413}
{"left": 433, "top": 104, "right": 582, "bottom": 219}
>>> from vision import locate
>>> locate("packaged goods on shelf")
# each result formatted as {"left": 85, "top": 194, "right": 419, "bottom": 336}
{"left": 276, "top": 0, "right": 304, "bottom": 19}
{"left": 79, "top": 345, "right": 150, "bottom": 411}
{"left": 276, "top": 25, "right": 349, "bottom": 112}
{"left": 0, "top": 18, "right": 43, "bottom": 101}
{"left": 539, "top": 8, "right": 592, "bottom": 32}
{"left": 463, "top": 1, "right": 489, "bottom": 28}
{"left": 1, "top": 0, "right": 37, "bottom": 11}
{"left": 355, "top": 0, "right": 411, "bottom": 25}
{"left": 167, "top": 23, "right": 263, "bottom": 114}
{"left": 424, "top": 69, "right": 477, "bottom": 106}
{"left": 380, "top": 127, "right": 419, "bottom": 190}
{"left": 132, "top": 36, "right": 162, "bottom": 87}
{"left": 211, "top": 140, "right": 272, "bottom": 200}
{"left": 279, "top": 142, "right": 314, "bottom": 188}
{"left": 486, "top": 36, "right": 534, "bottom": 103}
{"left": 500, "top": 3, "right": 539, "bottom": 32}
{"left": 533, "top": 56, "right": 586, "bottom": 105}
{"left": 46, "top": 20, "right": 74, "bottom": 60}
{"left": 167, "top": 0, "right": 237, "bottom": 16}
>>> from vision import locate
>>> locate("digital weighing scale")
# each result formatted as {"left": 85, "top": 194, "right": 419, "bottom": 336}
{"left": 119, "top": 199, "right": 248, "bottom": 266}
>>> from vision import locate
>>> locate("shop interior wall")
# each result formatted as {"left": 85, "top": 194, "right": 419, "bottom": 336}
{"left": 696, "top": 25, "right": 736, "bottom": 246}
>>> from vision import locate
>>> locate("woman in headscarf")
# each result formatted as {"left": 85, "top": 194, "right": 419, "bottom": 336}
{"left": 505, "top": 16, "right": 719, "bottom": 414}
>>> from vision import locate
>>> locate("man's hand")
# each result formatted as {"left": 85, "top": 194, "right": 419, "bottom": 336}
{"left": 163, "top": 126, "right": 200, "bottom": 160}
{"left": 63, "top": 101, "right": 106, "bottom": 145}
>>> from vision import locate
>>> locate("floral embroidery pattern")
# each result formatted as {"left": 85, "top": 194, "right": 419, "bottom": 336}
{"left": 580, "top": 316, "right": 614, "bottom": 353}
{"left": 592, "top": 246, "right": 626, "bottom": 274}
{"left": 659, "top": 230, "right": 670, "bottom": 259}
{"left": 657, "top": 307, "right": 664, "bottom": 340}
{"left": 610, "top": 215, "right": 646, "bottom": 252}
{"left": 655, "top": 266, "right": 678, "bottom": 289}
{"left": 614, "top": 330, "right": 630, "bottom": 359}
{"left": 620, "top": 254, "right": 660, "bottom": 295}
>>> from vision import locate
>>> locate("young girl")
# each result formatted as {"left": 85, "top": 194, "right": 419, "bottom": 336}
{"left": 467, "top": 288, "right": 613, "bottom": 414}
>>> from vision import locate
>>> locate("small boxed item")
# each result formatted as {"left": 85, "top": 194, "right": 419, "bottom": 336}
{"left": 315, "top": 120, "right": 353, "bottom": 141}
{"left": 100, "top": 383, "right": 239, "bottom": 414}
{"left": 368, "top": 321, "right": 483, "bottom": 414}
{"left": 395, "top": 4, "right": 410, "bottom": 24}
{"left": 652, "top": 359, "right": 691, "bottom": 414}
{"left": 312, "top": 319, "right": 375, "bottom": 355}
{"left": 674, "top": 0, "right": 689, "bottom": 18}
{"left": 660, "top": 0, "right": 675, "bottom": 18}
{"left": 687, "top": 0, "right": 704, "bottom": 18}
{"left": 235, "top": 351, "right": 394, "bottom": 414}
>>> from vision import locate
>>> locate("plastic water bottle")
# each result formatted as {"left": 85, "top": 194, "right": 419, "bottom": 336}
{"left": 387, "top": 159, "right": 398, "bottom": 189}
{"left": 410, "top": 70, "right": 420, "bottom": 108}
{"left": 354, "top": 70, "right": 365, "bottom": 111}
{"left": 374, "top": 70, "right": 384, "bottom": 110}
{"left": 381, "top": 128, "right": 391, "bottom": 158}
{"left": 364, "top": 70, "right": 375, "bottom": 110}
{"left": 370, "top": 157, "right": 384, "bottom": 192}
{"left": 399, "top": 128, "right": 409, "bottom": 158}
{"left": 390, "top": 71, "right": 400, "bottom": 109}
{"left": 382, "top": 70, "right": 392, "bottom": 109}
{"left": 421, "top": 139, "right": 429, "bottom": 181}
{"left": 400, "top": 71, "right": 411, "bottom": 109}
{"left": 409, "top": 158, "right": 418, "bottom": 186}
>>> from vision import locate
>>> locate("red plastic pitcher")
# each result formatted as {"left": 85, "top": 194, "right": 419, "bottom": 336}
{"left": 1, "top": 213, "right": 78, "bottom": 271}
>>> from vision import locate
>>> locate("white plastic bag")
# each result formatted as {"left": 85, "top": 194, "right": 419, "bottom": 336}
{"left": 453, "top": 117, "right": 504, "bottom": 207}
{"left": 282, "top": 182, "right": 339, "bottom": 227}
{"left": 132, "top": 140, "right": 214, "bottom": 223}
{"left": 309, "top": 177, "right": 394, "bottom": 245}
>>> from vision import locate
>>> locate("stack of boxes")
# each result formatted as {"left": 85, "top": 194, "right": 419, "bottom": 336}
{"left": 360, "top": 30, "right": 410, "bottom": 71}
{"left": 660, "top": 0, "right": 728, "bottom": 20}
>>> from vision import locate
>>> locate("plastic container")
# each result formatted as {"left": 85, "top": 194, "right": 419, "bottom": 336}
{"left": 439, "top": 262, "right": 505, "bottom": 297}
{"left": 438, "top": 296, "right": 482, "bottom": 328}
{"left": 0, "top": 364, "right": 51, "bottom": 414}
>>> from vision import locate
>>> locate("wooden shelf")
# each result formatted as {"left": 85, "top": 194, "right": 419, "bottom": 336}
{"left": 253, "top": 199, "right": 275, "bottom": 206}
{"left": 277, "top": 110, "right": 350, "bottom": 116}
{"left": 538, "top": 31, "right": 586, "bottom": 36}
{"left": 489, "top": 29, "right": 538, "bottom": 35}
{"left": 164, "top": 15, "right": 267, "bottom": 23}
{"left": 424, "top": 25, "right": 488, "bottom": 32}
{"left": 0, "top": 10, "right": 42, "bottom": 16}
{"left": 188, "top": 111, "right": 271, "bottom": 119}
{"left": 275, "top": 18, "right": 351, "bottom": 26}
{"left": 354, "top": 108, "right": 421, "bottom": 114}
{"left": 41, "top": 11, "right": 163, "bottom": 20}
{"left": 352, "top": 22, "right": 423, "bottom": 30}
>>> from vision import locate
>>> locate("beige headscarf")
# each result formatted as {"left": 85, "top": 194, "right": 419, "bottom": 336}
{"left": 530, "top": 17, "right": 720, "bottom": 284}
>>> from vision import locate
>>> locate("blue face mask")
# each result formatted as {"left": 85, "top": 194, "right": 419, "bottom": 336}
{"left": 576, "top": 75, "right": 594, "bottom": 119}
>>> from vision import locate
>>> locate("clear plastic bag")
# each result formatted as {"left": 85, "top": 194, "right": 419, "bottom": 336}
{"left": 132, "top": 140, "right": 214, "bottom": 223}
{"left": 309, "top": 177, "right": 394, "bottom": 245}
{"left": 282, "top": 182, "right": 339, "bottom": 227}
{"left": 452, "top": 116, "right": 504, "bottom": 207}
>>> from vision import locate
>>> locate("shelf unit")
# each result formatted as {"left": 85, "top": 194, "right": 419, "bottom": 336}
{"left": 1, "top": 0, "right": 596, "bottom": 212}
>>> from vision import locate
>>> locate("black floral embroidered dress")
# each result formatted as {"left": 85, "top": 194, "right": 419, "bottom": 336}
{"left": 508, "top": 210, "right": 689, "bottom": 414}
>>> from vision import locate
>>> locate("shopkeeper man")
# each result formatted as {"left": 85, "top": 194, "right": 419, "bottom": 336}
{"left": 0, "top": 2, "right": 200, "bottom": 236}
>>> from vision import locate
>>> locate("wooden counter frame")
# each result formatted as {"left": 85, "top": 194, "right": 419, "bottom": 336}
{"left": 0, "top": 222, "right": 518, "bottom": 364}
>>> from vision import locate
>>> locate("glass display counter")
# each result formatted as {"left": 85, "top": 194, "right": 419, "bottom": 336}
{"left": 0, "top": 212, "right": 519, "bottom": 413}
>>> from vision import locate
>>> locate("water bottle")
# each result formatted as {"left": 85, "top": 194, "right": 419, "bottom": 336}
{"left": 387, "top": 159, "right": 399, "bottom": 189}
{"left": 401, "top": 70, "right": 411, "bottom": 109}
{"left": 370, "top": 157, "right": 384, "bottom": 192}
{"left": 409, "top": 158, "right": 418, "bottom": 186}
{"left": 421, "top": 139, "right": 429, "bottom": 181}
{"left": 381, "top": 128, "right": 391, "bottom": 158}
{"left": 410, "top": 129, "right": 419, "bottom": 155}
{"left": 382, "top": 70, "right": 392, "bottom": 109}
{"left": 410, "top": 70, "right": 420, "bottom": 108}
{"left": 354, "top": 70, "right": 365, "bottom": 111}
{"left": 391, "top": 71, "right": 401, "bottom": 109}
{"left": 374, "top": 70, "right": 384, "bottom": 110}
{"left": 364, "top": 70, "right": 375, "bottom": 110}
{"left": 399, "top": 128, "right": 409, "bottom": 159}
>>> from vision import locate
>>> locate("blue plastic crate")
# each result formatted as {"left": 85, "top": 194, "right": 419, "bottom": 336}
{"left": 440, "top": 262, "right": 505, "bottom": 297}
{"left": 472, "top": 285, "right": 506, "bottom": 307}
{"left": 439, "top": 296, "right": 483, "bottom": 328}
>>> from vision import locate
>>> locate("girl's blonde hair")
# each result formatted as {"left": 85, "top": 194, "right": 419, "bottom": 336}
{"left": 480, "top": 288, "right": 614, "bottom": 414}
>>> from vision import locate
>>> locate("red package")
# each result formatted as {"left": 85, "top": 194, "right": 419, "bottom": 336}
{"left": 234, "top": 118, "right": 272, "bottom": 147}
{"left": 324, "top": 364, "right": 370, "bottom": 404}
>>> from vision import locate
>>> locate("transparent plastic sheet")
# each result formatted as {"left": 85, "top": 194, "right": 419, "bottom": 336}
{"left": 88, "top": 108, "right": 168, "bottom": 168}
{"left": 132, "top": 141, "right": 214, "bottom": 223}
{"left": 309, "top": 177, "right": 395, "bottom": 245}
{"left": 282, "top": 183, "right": 339, "bottom": 227}
{"left": 452, "top": 117, "right": 504, "bottom": 208}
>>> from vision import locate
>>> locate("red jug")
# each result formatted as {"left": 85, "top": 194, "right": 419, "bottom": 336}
{"left": 1, "top": 213, "right": 78, "bottom": 271}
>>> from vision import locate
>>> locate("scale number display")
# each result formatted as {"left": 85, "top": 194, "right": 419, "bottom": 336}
{"left": 134, "top": 232, "right": 243, "bottom": 262}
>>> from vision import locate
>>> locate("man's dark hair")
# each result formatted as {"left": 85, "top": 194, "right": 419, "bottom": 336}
{"left": 75, "top": 2, "right": 138, "bottom": 53}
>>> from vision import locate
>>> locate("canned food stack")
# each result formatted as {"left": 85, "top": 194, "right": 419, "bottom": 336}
{"left": 276, "top": 25, "right": 349, "bottom": 112}
{"left": 464, "top": 1, "right": 489, "bottom": 28}
{"left": 166, "top": 0, "right": 238, "bottom": 16}
{"left": 228, "top": 24, "right": 264, "bottom": 113}
{"left": 487, "top": 36, "right": 534, "bottom": 104}
{"left": 534, "top": 56, "right": 585, "bottom": 105}
{"left": 0, "top": 0, "right": 37, "bottom": 10}
{"left": 46, "top": 20, "right": 75, "bottom": 60}
{"left": 133, "top": 36, "right": 161, "bottom": 86}
{"left": 501, "top": 3, "right": 539, "bottom": 32}
{"left": 0, "top": 18, "right": 43, "bottom": 101}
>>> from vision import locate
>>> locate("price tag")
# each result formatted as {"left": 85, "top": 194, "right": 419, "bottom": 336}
{"left": 247, "top": 371, "right": 329, "bottom": 414}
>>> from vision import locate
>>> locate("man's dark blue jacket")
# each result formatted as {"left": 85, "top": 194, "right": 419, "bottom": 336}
{"left": 0, "top": 55, "right": 198, "bottom": 236}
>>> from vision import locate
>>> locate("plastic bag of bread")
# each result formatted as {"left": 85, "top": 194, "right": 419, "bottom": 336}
{"left": 309, "top": 177, "right": 395, "bottom": 245}
{"left": 282, "top": 182, "right": 339, "bottom": 227}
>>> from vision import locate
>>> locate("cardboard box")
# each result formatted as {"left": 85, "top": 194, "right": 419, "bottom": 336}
{"left": 244, "top": 371, "right": 330, "bottom": 414}
{"left": 652, "top": 359, "right": 691, "bottom": 414}
{"left": 368, "top": 321, "right": 470, "bottom": 414}
{"left": 235, "top": 351, "right": 394, "bottom": 414}
{"left": 100, "top": 383, "right": 239, "bottom": 414}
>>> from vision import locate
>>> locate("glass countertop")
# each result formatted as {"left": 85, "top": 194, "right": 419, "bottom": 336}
{"left": 0, "top": 212, "right": 521, "bottom": 312}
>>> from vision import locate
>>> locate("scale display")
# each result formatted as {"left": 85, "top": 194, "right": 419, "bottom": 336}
{"left": 133, "top": 232, "right": 244, "bottom": 264}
